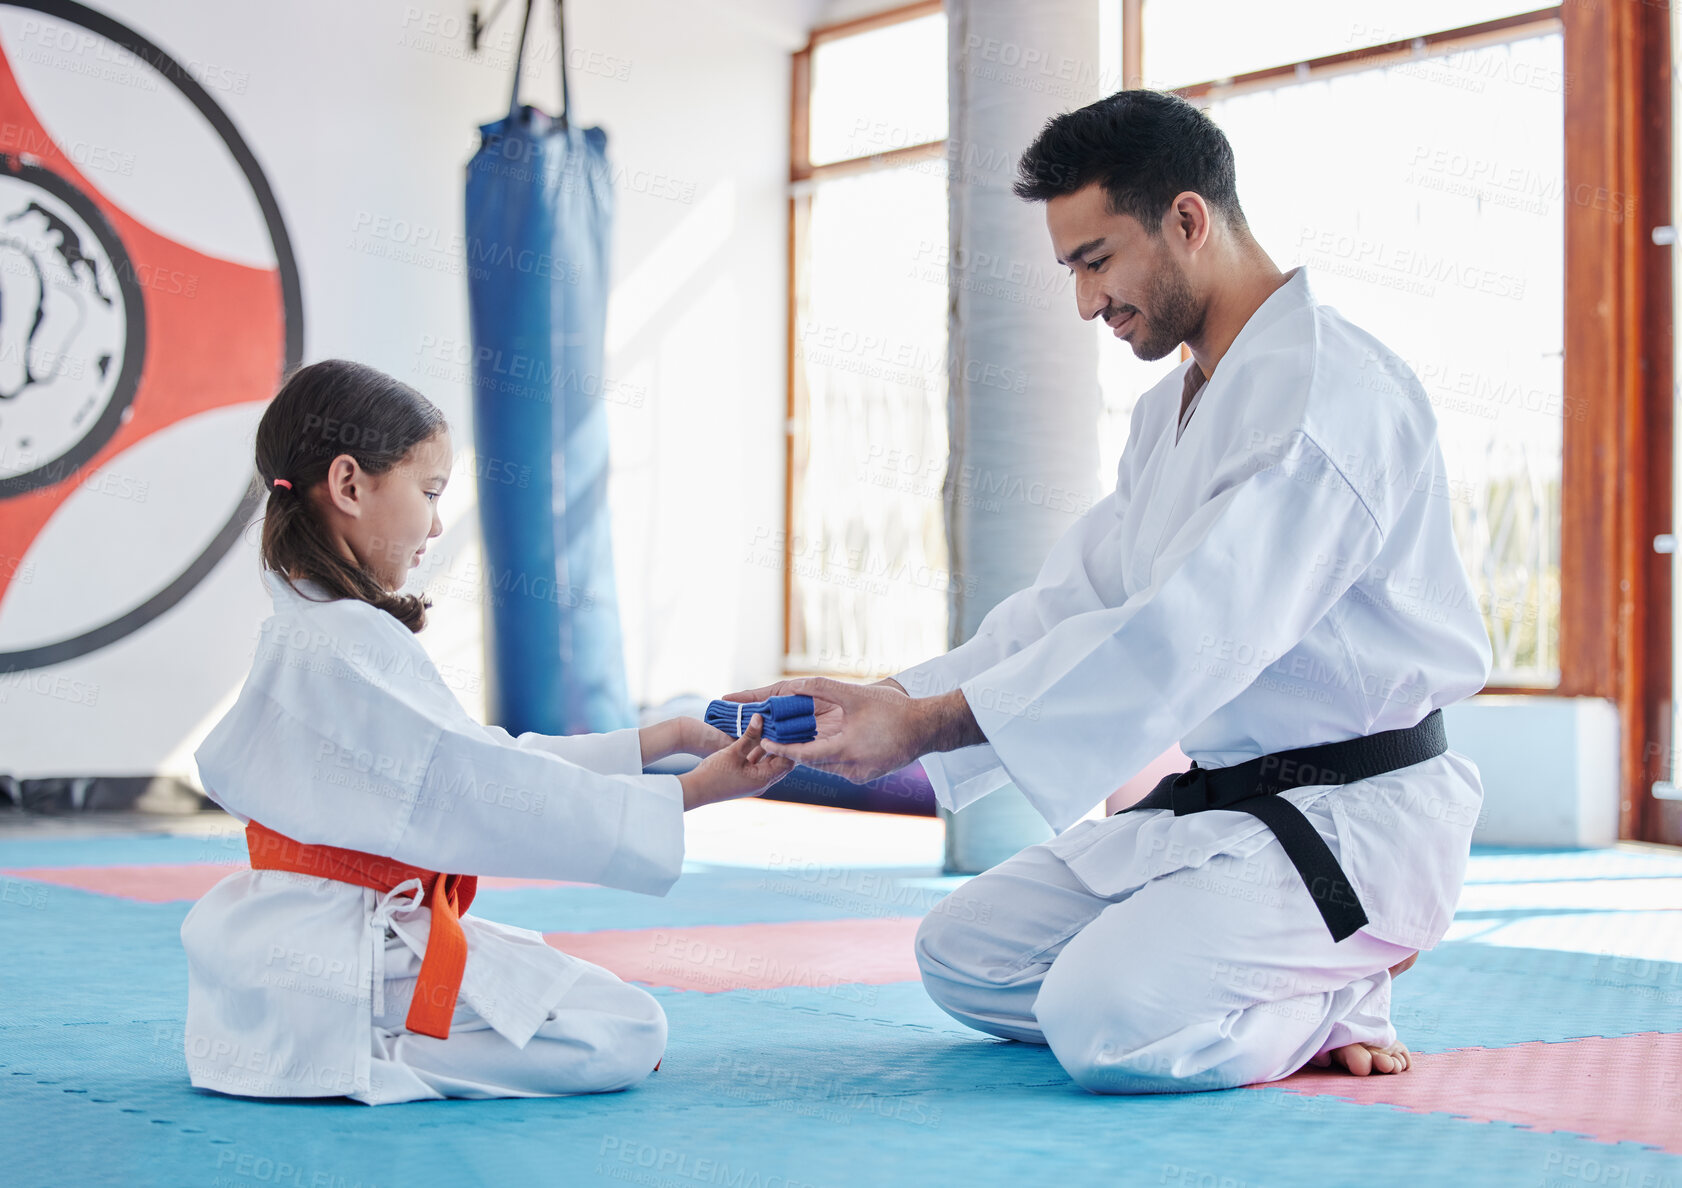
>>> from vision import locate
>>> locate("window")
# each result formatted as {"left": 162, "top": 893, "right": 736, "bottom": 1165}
{"left": 786, "top": 3, "right": 948, "bottom": 677}
{"left": 1142, "top": 0, "right": 1555, "bottom": 91}
{"left": 1132, "top": 8, "right": 1567, "bottom": 687}
{"left": 1135, "top": 0, "right": 1676, "bottom": 840}
{"left": 782, "top": 1, "right": 1673, "bottom": 838}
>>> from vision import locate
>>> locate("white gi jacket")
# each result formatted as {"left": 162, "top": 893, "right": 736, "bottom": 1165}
{"left": 896, "top": 267, "right": 1493, "bottom": 951}
{"left": 181, "top": 572, "right": 684, "bottom": 1099}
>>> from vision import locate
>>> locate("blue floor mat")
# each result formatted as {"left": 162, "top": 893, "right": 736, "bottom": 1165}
{"left": 3, "top": 812, "right": 1679, "bottom": 1187}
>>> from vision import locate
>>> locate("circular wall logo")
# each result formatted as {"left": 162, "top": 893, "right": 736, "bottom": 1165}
{"left": 0, "top": 0, "right": 301, "bottom": 671}
{"left": 0, "top": 154, "right": 143, "bottom": 497}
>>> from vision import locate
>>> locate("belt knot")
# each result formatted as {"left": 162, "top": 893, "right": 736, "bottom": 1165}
{"left": 1169, "top": 764, "right": 1210, "bottom": 815}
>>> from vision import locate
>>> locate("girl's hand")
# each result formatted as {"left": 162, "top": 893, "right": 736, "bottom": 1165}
{"left": 638, "top": 717, "right": 732, "bottom": 765}
{"left": 678, "top": 715, "right": 795, "bottom": 810}
{"left": 679, "top": 716, "right": 734, "bottom": 758}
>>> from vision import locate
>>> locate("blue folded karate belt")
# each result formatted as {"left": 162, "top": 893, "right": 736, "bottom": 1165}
{"left": 704, "top": 695, "right": 817, "bottom": 744}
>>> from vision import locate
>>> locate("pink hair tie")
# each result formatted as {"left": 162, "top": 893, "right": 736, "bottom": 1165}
{"left": 272, "top": 478, "right": 293, "bottom": 491}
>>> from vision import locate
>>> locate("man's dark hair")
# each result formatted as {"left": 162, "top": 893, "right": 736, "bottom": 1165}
{"left": 1013, "top": 89, "right": 1247, "bottom": 233}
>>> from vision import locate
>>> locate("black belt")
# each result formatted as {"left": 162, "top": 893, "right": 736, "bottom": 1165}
{"left": 1116, "top": 709, "right": 1448, "bottom": 942}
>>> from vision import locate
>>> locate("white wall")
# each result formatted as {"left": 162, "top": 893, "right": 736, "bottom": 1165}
{"left": 0, "top": 0, "right": 821, "bottom": 781}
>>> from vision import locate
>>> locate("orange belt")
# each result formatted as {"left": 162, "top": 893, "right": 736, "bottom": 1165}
{"left": 246, "top": 821, "right": 478, "bottom": 1040}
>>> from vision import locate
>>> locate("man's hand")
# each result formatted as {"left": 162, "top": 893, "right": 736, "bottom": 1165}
{"left": 720, "top": 677, "right": 982, "bottom": 783}
{"left": 726, "top": 675, "right": 906, "bottom": 702}
{"left": 720, "top": 678, "right": 845, "bottom": 746}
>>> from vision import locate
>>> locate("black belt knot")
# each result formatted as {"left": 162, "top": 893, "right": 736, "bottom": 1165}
{"left": 1117, "top": 709, "right": 1449, "bottom": 944}
{"left": 1167, "top": 765, "right": 1210, "bottom": 814}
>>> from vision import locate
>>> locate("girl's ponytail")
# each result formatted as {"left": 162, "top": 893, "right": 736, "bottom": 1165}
{"left": 255, "top": 359, "right": 448, "bottom": 633}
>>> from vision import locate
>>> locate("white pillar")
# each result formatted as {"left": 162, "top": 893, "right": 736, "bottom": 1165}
{"left": 942, "top": 0, "right": 1102, "bottom": 873}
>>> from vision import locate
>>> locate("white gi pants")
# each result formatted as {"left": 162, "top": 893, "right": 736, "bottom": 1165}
{"left": 354, "top": 935, "right": 667, "bottom": 1104}
{"left": 915, "top": 815, "right": 1416, "bottom": 1094}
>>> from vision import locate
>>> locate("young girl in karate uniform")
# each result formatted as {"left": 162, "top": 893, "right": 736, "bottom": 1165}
{"left": 181, "top": 359, "right": 792, "bottom": 1104}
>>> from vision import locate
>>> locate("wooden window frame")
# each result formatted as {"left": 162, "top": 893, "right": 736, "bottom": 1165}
{"left": 1560, "top": 0, "right": 1673, "bottom": 844}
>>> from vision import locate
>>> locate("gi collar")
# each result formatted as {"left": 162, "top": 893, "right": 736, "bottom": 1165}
{"left": 1215, "top": 265, "right": 1316, "bottom": 366}
{"left": 261, "top": 567, "right": 332, "bottom": 605}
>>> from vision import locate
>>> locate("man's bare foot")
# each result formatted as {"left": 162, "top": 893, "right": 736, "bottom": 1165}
{"left": 1309, "top": 1039, "right": 1411, "bottom": 1075}
{"left": 1306, "top": 952, "right": 1418, "bottom": 1076}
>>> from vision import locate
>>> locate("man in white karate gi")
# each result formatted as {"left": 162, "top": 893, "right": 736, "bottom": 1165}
{"left": 732, "top": 90, "right": 1491, "bottom": 1093}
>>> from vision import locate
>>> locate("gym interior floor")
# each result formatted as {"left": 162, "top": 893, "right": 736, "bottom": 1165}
{"left": 3, "top": 799, "right": 1679, "bottom": 1187}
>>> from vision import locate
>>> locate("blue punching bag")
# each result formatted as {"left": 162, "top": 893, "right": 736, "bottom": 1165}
{"left": 465, "top": 0, "right": 633, "bottom": 735}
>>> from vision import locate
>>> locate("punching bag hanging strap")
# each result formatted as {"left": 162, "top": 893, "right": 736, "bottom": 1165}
{"left": 507, "top": 0, "right": 536, "bottom": 121}
{"left": 505, "top": 0, "right": 571, "bottom": 128}
{"left": 552, "top": 0, "right": 571, "bottom": 129}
